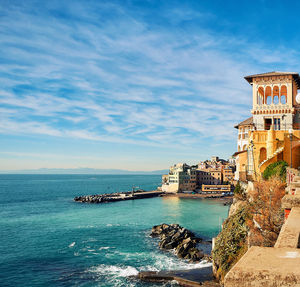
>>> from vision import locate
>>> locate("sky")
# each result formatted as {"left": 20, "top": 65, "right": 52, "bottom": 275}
{"left": 1, "top": 0, "right": 300, "bottom": 171}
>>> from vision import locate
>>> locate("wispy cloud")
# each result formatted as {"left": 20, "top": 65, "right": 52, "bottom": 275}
{"left": 0, "top": 0, "right": 298, "bottom": 169}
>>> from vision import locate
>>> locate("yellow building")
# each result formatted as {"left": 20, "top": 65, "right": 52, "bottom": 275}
{"left": 197, "top": 168, "right": 222, "bottom": 185}
{"left": 235, "top": 71, "right": 300, "bottom": 181}
{"left": 222, "top": 167, "right": 235, "bottom": 184}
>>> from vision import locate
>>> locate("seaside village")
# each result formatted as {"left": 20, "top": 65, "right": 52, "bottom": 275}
{"left": 154, "top": 71, "right": 300, "bottom": 286}
{"left": 161, "top": 71, "right": 300, "bottom": 198}
{"left": 161, "top": 157, "right": 235, "bottom": 195}
{"left": 215, "top": 71, "right": 300, "bottom": 287}
{"left": 76, "top": 72, "right": 300, "bottom": 286}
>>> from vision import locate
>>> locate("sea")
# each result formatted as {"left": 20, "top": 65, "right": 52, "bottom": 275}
{"left": 0, "top": 174, "right": 229, "bottom": 287}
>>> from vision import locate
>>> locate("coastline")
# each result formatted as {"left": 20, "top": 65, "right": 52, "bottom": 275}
{"left": 162, "top": 192, "right": 233, "bottom": 202}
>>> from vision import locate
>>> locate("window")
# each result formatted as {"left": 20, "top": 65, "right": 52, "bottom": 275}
{"left": 273, "top": 86, "right": 279, "bottom": 104}
{"left": 265, "top": 86, "right": 272, "bottom": 105}
{"left": 281, "top": 95, "right": 286, "bottom": 104}
{"left": 274, "top": 118, "right": 281, "bottom": 130}
{"left": 258, "top": 87, "right": 264, "bottom": 105}
{"left": 265, "top": 118, "right": 272, "bottom": 130}
{"left": 280, "top": 85, "right": 287, "bottom": 104}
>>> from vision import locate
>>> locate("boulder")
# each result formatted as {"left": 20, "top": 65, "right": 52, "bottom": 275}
{"left": 151, "top": 223, "right": 204, "bottom": 262}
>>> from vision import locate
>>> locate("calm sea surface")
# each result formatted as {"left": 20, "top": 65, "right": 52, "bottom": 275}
{"left": 0, "top": 174, "right": 229, "bottom": 287}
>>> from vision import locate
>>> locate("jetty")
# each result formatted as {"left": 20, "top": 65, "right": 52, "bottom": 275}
{"left": 74, "top": 190, "right": 164, "bottom": 204}
{"left": 138, "top": 267, "right": 219, "bottom": 287}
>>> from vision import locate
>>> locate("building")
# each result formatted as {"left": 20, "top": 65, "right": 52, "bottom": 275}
{"left": 162, "top": 163, "right": 197, "bottom": 193}
{"left": 234, "top": 71, "right": 300, "bottom": 181}
{"left": 222, "top": 167, "right": 235, "bottom": 184}
{"left": 235, "top": 117, "right": 254, "bottom": 152}
{"left": 201, "top": 184, "right": 231, "bottom": 193}
{"left": 162, "top": 156, "right": 236, "bottom": 193}
{"left": 197, "top": 168, "right": 222, "bottom": 186}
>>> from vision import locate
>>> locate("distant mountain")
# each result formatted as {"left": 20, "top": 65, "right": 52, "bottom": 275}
{"left": 0, "top": 168, "right": 169, "bottom": 175}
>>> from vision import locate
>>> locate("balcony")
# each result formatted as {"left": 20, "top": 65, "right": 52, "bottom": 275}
{"left": 252, "top": 104, "right": 294, "bottom": 115}
{"left": 255, "top": 103, "right": 290, "bottom": 111}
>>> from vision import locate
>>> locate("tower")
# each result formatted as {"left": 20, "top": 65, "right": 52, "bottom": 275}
{"left": 245, "top": 71, "right": 300, "bottom": 132}
{"left": 234, "top": 72, "right": 300, "bottom": 181}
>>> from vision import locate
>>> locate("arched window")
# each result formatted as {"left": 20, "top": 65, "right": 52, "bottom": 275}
{"left": 257, "top": 87, "right": 264, "bottom": 105}
{"left": 238, "top": 146, "right": 241, "bottom": 152}
{"left": 265, "top": 86, "right": 272, "bottom": 105}
{"left": 259, "top": 147, "right": 267, "bottom": 163}
{"left": 242, "top": 144, "right": 247, "bottom": 150}
{"left": 273, "top": 86, "right": 279, "bottom": 105}
{"left": 280, "top": 85, "right": 287, "bottom": 104}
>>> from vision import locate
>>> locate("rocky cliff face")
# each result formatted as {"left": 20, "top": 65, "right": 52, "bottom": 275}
{"left": 212, "top": 199, "right": 249, "bottom": 285}
{"left": 212, "top": 177, "right": 286, "bottom": 285}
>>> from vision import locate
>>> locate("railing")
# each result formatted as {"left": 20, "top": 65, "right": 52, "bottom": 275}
{"left": 254, "top": 103, "right": 290, "bottom": 111}
{"left": 286, "top": 167, "right": 300, "bottom": 185}
{"left": 250, "top": 123, "right": 298, "bottom": 131}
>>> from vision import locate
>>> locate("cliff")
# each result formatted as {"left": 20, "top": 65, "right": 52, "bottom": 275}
{"left": 212, "top": 177, "right": 286, "bottom": 285}
{"left": 212, "top": 198, "right": 249, "bottom": 284}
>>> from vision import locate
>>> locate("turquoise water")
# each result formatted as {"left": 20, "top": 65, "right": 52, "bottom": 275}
{"left": 0, "top": 175, "right": 228, "bottom": 287}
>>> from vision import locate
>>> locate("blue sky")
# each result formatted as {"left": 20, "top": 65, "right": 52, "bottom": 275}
{"left": 1, "top": 0, "right": 300, "bottom": 171}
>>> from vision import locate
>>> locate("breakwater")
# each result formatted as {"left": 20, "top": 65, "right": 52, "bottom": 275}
{"left": 138, "top": 267, "right": 219, "bottom": 286}
{"left": 151, "top": 223, "right": 204, "bottom": 262}
{"left": 74, "top": 190, "right": 164, "bottom": 203}
{"left": 138, "top": 224, "right": 218, "bottom": 286}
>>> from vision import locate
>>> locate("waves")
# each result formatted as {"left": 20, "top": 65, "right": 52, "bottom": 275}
{"left": 89, "top": 264, "right": 139, "bottom": 277}
{"left": 68, "top": 242, "right": 76, "bottom": 247}
{"left": 65, "top": 229, "right": 212, "bottom": 286}
{"left": 85, "top": 247, "right": 211, "bottom": 286}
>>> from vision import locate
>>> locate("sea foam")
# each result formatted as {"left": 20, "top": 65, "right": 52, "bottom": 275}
{"left": 89, "top": 264, "right": 139, "bottom": 277}
{"left": 68, "top": 242, "right": 76, "bottom": 247}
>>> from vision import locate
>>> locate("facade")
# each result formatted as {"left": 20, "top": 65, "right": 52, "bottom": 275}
{"left": 162, "top": 163, "right": 197, "bottom": 193}
{"left": 235, "top": 117, "right": 254, "bottom": 152}
{"left": 234, "top": 71, "right": 300, "bottom": 181}
{"left": 222, "top": 167, "right": 235, "bottom": 184}
{"left": 197, "top": 168, "right": 222, "bottom": 185}
{"left": 201, "top": 184, "right": 231, "bottom": 193}
{"left": 162, "top": 157, "right": 235, "bottom": 193}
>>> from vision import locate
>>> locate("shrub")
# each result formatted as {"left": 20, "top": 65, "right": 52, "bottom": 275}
{"left": 233, "top": 181, "right": 246, "bottom": 200}
{"left": 247, "top": 177, "right": 285, "bottom": 247}
{"left": 233, "top": 181, "right": 241, "bottom": 195}
{"left": 212, "top": 204, "right": 250, "bottom": 283}
{"left": 263, "top": 161, "right": 288, "bottom": 182}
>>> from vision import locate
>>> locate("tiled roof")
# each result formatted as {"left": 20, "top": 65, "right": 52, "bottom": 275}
{"left": 234, "top": 116, "right": 253, "bottom": 129}
{"left": 232, "top": 150, "right": 247, "bottom": 157}
{"left": 244, "top": 71, "right": 300, "bottom": 88}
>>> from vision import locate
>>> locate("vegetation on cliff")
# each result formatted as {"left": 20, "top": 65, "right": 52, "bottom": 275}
{"left": 233, "top": 181, "right": 246, "bottom": 200}
{"left": 212, "top": 175, "right": 286, "bottom": 284}
{"left": 247, "top": 178, "right": 285, "bottom": 246}
{"left": 212, "top": 202, "right": 250, "bottom": 283}
{"left": 262, "top": 160, "right": 288, "bottom": 182}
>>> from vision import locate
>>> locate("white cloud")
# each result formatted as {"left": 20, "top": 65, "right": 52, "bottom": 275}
{"left": 0, "top": 0, "right": 297, "bottom": 157}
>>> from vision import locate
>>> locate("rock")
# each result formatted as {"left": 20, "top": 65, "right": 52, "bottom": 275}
{"left": 151, "top": 223, "right": 204, "bottom": 262}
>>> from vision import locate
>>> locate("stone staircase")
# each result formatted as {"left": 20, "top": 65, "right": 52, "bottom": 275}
{"left": 258, "top": 146, "right": 284, "bottom": 168}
